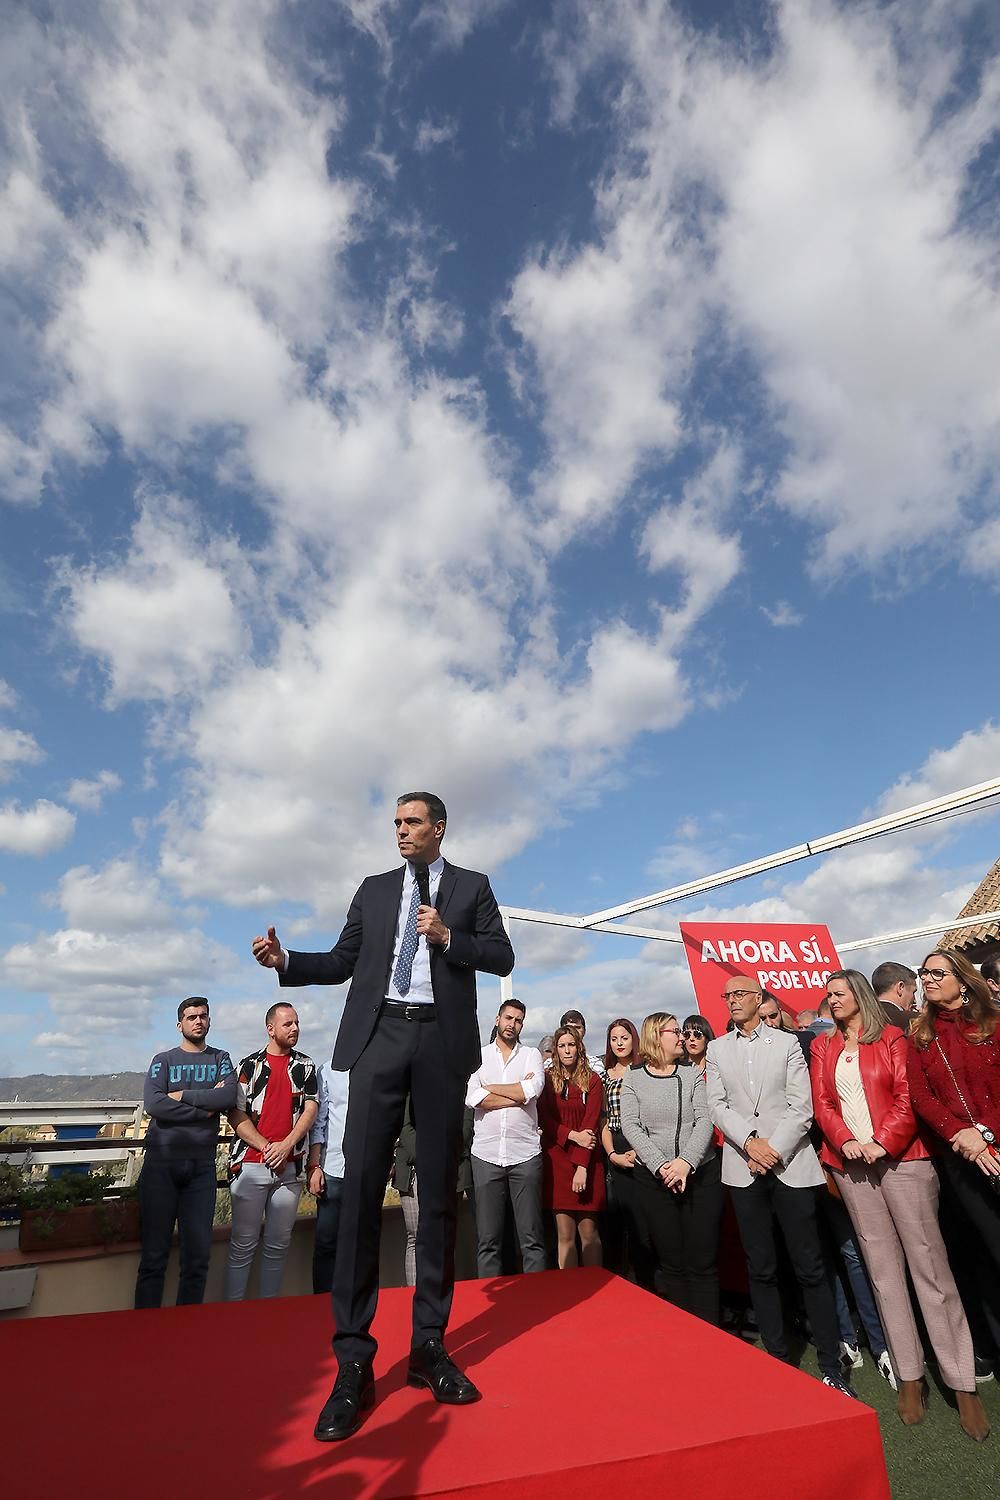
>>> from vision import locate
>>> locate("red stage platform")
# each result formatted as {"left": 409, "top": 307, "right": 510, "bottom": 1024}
{"left": 2, "top": 1269, "right": 889, "bottom": 1500}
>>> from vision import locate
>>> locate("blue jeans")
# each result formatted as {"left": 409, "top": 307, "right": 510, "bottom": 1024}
{"left": 135, "top": 1155, "right": 218, "bottom": 1308}
{"left": 822, "top": 1189, "right": 886, "bottom": 1356}
{"left": 312, "top": 1176, "right": 344, "bottom": 1294}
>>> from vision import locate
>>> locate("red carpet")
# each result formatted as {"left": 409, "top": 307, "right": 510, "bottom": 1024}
{"left": 2, "top": 1269, "right": 888, "bottom": 1500}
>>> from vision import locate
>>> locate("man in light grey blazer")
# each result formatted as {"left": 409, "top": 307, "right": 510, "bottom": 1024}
{"left": 706, "top": 975, "right": 854, "bottom": 1395}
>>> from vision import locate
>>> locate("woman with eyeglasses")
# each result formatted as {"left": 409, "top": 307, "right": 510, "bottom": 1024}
{"left": 907, "top": 950, "right": 1000, "bottom": 1386}
{"left": 812, "top": 968, "right": 988, "bottom": 1439}
{"left": 619, "top": 1012, "right": 722, "bottom": 1323}
{"left": 538, "top": 1025, "right": 605, "bottom": 1268}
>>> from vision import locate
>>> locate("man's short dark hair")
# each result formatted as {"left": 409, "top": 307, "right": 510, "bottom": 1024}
{"left": 871, "top": 961, "right": 917, "bottom": 997}
{"left": 396, "top": 791, "right": 447, "bottom": 825}
{"left": 560, "top": 1009, "right": 586, "bottom": 1029}
{"left": 498, "top": 997, "right": 526, "bottom": 1019}
{"left": 265, "top": 1001, "right": 296, "bottom": 1027}
{"left": 981, "top": 956, "right": 1000, "bottom": 985}
{"left": 178, "top": 996, "right": 209, "bottom": 1021}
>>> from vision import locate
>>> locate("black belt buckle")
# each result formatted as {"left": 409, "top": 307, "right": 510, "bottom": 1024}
{"left": 385, "top": 999, "right": 434, "bottom": 1022}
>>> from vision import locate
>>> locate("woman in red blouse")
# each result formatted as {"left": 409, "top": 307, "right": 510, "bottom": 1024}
{"left": 539, "top": 1026, "right": 605, "bottom": 1268}
{"left": 907, "top": 949, "right": 1000, "bottom": 1378}
{"left": 812, "top": 970, "right": 986, "bottom": 1438}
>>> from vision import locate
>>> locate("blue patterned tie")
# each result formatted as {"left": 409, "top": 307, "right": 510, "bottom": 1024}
{"left": 392, "top": 881, "right": 421, "bottom": 996}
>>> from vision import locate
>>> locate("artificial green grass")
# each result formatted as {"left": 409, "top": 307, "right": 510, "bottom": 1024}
{"left": 793, "top": 1342, "right": 999, "bottom": 1498}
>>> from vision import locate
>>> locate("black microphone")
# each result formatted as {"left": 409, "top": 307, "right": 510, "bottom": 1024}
{"left": 414, "top": 861, "right": 432, "bottom": 908}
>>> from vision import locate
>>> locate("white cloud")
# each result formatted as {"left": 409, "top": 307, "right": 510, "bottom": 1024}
{"left": 880, "top": 721, "right": 1000, "bottom": 812}
{"left": 641, "top": 443, "right": 744, "bottom": 637}
{"left": 507, "top": 225, "right": 695, "bottom": 539}
{"left": 54, "top": 859, "right": 174, "bottom": 934}
{"left": 540, "top": 1, "right": 1000, "bottom": 574}
{"left": 34, "top": 1031, "right": 88, "bottom": 1051}
{"left": 5, "top": 925, "right": 237, "bottom": 1031}
{"left": 0, "top": 680, "right": 17, "bottom": 710}
{"left": 0, "top": 799, "right": 75, "bottom": 855}
{"left": 414, "top": 116, "right": 458, "bottom": 153}
{"left": 7, "top": 852, "right": 240, "bottom": 1046}
{"left": 761, "top": 601, "right": 803, "bottom": 628}
{"left": 64, "top": 496, "right": 249, "bottom": 705}
{"left": 0, "top": 726, "right": 44, "bottom": 781}
{"left": 511, "top": 923, "right": 593, "bottom": 974}
{"left": 416, "top": 0, "right": 512, "bottom": 48}
{"left": 65, "top": 770, "right": 123, "bottom": 811}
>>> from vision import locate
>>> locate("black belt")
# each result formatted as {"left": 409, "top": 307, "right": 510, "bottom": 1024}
{"left": 382, "top": 999, "right": 437, "bottom": 1022}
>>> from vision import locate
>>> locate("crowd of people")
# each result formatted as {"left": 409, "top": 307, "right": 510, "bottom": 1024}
{"left": 134, "top": 945, "right": 1000, "bottom": 1444}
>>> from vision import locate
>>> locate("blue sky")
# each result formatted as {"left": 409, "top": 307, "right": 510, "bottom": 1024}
{"left": 2, "top": 0, "right": 1000, "bottom": 1077}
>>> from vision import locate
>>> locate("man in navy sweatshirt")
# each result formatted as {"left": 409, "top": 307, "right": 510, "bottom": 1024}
{"left": 134, "top": 996, "right": 237, "bottom": 1309}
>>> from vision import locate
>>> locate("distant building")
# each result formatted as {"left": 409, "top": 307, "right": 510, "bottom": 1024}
{"left": 942, "top": 855, "right": 1000, "bottom": 966}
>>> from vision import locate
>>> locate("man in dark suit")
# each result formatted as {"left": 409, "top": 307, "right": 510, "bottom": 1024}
{"left": 251, "top": 791, "right": 515, "bottom": 1440}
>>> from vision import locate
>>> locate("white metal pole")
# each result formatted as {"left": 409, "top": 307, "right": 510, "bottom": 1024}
{"left": 580, "top": 777, "right": 1000, "bottom": 926}
{"left": 498, "top": 911, "right": 515, "bottom": 1006}
{"left": 838, "top": 907, "right": 1000, "bottom": 954}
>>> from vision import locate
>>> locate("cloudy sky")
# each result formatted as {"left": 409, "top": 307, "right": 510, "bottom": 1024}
{"left": 2, "top": 0, "right": 1000, "bottom": 1078}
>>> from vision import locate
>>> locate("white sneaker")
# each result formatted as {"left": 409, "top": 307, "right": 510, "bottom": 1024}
{"left": 876, "top": 1351, "right": 897, "bottom": 1390}
{"left": 839, "top": 1340, "right": 863, "bottom": 1370}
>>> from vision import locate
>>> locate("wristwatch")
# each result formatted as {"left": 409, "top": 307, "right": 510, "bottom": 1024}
{"left": 975, "top": 1123, "right": 996, "bottom": 1145}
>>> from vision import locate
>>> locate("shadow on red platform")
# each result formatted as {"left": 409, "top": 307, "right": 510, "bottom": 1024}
{"left": 2, "top": 1268, "right": 889, "bottom": 1499}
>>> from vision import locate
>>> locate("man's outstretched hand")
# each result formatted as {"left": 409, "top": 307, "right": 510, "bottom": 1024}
{"left": 252, "top": 925, "right": 284, "bottom": 969}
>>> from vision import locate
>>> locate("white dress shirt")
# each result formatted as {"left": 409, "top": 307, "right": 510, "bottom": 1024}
{"left": 467, "top": 1041, "right": 545, "bottom": 1166}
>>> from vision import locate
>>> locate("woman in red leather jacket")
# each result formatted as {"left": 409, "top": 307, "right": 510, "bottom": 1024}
{"left": 811, "top": 969, "right": 987, "bottom": 1440}
{"left": 907, "top": 949, "right": 1000, "bottom": 1372}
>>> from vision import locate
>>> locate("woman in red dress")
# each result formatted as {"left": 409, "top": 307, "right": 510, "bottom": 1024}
{"left": 539, "top": 1025, "right": 605, "bottom": 1267}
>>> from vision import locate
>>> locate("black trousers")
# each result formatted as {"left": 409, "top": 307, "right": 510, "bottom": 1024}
{"left": 607, "top": 1162, "right": 658, "bottom": 1292}
{"left": 312, "top": 1176, "right": 345, "bottom": 1295}
{"left": 633, "top": 1155, "right": 723, "bottom": 1324}
{"left": 938, "top": 1151, "right": 1000, "bottom": 1355}
{"left": 333, "top": 1007, "right": 466, "bottom": 1366}
{"left": 134, "top": 1155, "right": 217, "bottom": 1309}
{"left": 730, "top": 1174, "right": 841, "bottom": 1376}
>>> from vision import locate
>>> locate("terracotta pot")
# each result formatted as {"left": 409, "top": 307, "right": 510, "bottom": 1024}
{"left": 18, "top": 1198, "right": 140, "bottom": 1253}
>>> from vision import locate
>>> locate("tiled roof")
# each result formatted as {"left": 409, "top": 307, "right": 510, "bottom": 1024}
{"left": 942, "top": 855, "right": 1000, "bottom": 950}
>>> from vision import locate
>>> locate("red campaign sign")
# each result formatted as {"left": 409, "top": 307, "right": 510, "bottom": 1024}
{"left": 679, "top": 922, "right": 842, "bottom": 1035}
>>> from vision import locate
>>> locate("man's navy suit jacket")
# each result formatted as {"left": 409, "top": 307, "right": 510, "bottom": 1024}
{"left": 279, "top": 860, "right": 515, "bottom": 1078}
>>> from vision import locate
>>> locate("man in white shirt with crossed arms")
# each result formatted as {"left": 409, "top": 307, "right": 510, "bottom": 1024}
{"left": 466, "top": 998, "right": 547, "bottom": 1275}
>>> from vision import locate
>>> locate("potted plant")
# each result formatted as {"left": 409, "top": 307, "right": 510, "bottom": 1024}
{"left": 0, "top": 1161, "right": 22, "bottom": 1221}
{"left": 16, "top": 1167, "right": 140, "bottom": 1252}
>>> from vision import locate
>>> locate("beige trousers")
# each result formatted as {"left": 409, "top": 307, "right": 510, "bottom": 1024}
{"left": 835, "top": 1156, "right": 974, "bottom": 1389}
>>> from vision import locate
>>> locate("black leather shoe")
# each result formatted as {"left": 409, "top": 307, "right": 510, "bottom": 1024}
{"left": 314, "top": 1361, "right": 375, "bottom": 1441}
{"left": 407, "top": 1338, "right": 481, "bottom": 1404}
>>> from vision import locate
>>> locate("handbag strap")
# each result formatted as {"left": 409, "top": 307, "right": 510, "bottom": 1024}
{"left": 933, "top": 1038, "right": 977, "bottom": 1127}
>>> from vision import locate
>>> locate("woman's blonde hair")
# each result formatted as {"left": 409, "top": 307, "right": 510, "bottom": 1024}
{"left": 639, "top": 1012, "right": 677, "bottom": 1067}
{"left": 547, "top": 1025, "right": 594, "bottom": 1095}
{"left": 825, "top": 970, "right": 885, "bottom": 1044}
{"left": 910, "top": 948, "right": 1000, "bottom": 1050}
